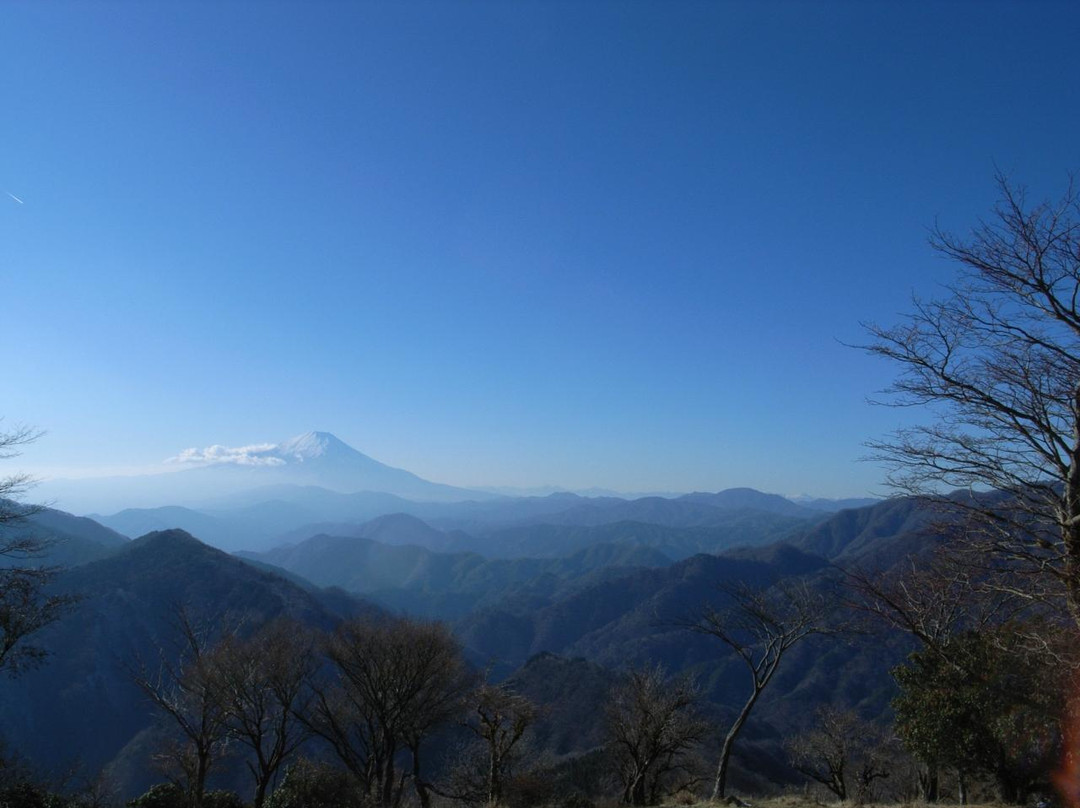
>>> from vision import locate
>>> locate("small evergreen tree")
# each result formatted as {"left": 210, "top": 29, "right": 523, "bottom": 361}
{"left": 893, "top": 627, "right": 1063, "bottom": 804}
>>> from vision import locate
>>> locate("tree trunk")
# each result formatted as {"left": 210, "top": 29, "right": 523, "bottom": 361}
{"left": 995, "top": 762, "right": 1026, "bottom": 806}
{"left": 957, "top": 769, "right": 968, "bottom": 806}
{"left": 487, "top": 739, "right": 500, "bottom": 805}
{"left": 381, "top": 744, "right": 396, "bottom": 808}
{"left": 192, "top": 747, "right": 212, "bottom": 808}
{"left": 412, "top": 747, "right": 430, "bottom": 808}
{"left": 710, "top": 686, "right": 763, "bottom": 800}
{"left": 1065, "top": 385, "right": 1080, "bottom": 629}
{"left": 831, "top": 769, "right": 846, "bottom": 802}
{"left": 920, "top": 763, "right": 939, "bottom": 803}
{"left": 997, "top": 778, "right": 1021, "bottom": 805}
{"left": 253, "top": 778, "right": 268, "bottom": 808}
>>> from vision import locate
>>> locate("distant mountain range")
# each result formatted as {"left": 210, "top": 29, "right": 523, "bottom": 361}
{"left": 90, "top": 489, "right": 827, "bottom": 553}
{"left": 38, "top": 431, "right": 496, "bottom": 513}
{"left": 73, "top": 453, "right": 868, "bottom": 557}
{"left": 37, "top": 431, "right": 878, "bottom": 523}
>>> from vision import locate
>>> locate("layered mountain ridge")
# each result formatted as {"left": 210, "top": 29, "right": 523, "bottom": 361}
{"left": 0, "top": 490, "right": 933, "bottom": 799}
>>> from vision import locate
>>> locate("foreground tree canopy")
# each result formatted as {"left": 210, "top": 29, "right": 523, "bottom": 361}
{"left": 892, "top": 625, "right": 1064, "bottom": 804}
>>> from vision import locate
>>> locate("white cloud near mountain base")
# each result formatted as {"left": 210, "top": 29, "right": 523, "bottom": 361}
{"left": 166, "top": 443, "right": 285, "bottom": 466}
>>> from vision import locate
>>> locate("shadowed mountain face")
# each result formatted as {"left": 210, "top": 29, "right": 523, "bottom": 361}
{"left": 453, "top": 546, "right": 831, "bottom": 671}
{"left": 789, "top": 495, "right": 935, "bottom": 567}
{"left": 0, "top": 528, "right": 380, "bottom": 800}
{"left": 462, "top": 513, "right": 812, "bottom": 559}
{"left": 0, "top": 501, "right": 129, "bottom": 567}
{"left": 244, "top": 532, "right": 673, "bottom": 619}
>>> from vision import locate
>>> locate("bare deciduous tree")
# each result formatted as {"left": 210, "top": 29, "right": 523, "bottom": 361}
{"left": 467, "top": 682, "right": 536, "bottom": 806}
{"left": 444, "top": 681, "right": 538, "bottom": 805}
{"left": 605, "top": 665, "right": 706, "bottom": 806}
{"left": 132, "top": 607, "right": 232, "bottom": 808}
{"left": 863, "top": 174, "right": 1080, "bottom": 625}
{"left": 683, "top": 580, "right": 834, "bottom": 800}
{"left": 842, "top": 549, "right": 1029, "bottom": 662}
{"left": 786, "top": 706, "right": 891, "bottom": 804}
{"left": 0, "top": 423, "right": 75, "bottom": 675}
{"left": 306, "top": 616, "right": 472, "bottom": 808}
{"left": 0, "top": 425, "right": 43, "bottom": 527}
{"left": 211, "top": 617, "right": 317, "bottom": 808}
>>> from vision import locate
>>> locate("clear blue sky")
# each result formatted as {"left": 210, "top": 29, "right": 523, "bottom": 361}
{"left": 3, "top": 0, "right": 1079, "bottom": 498}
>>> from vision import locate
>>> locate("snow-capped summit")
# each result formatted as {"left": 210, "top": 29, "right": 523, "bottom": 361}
{"left": 275, "top": 431, "right": 352, "bottom": 462}
{"left": 231, "top": 431, "right": 469, "bottom": 499}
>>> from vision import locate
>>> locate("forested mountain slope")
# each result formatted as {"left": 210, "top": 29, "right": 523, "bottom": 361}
{"left": 0, "top": 529, "right": 379, "bottom": 798}
{"left": 0, "top": 502, "right": 128, "bottom": 567}
{"left": 245, "top": 533, "right": 671, "bottom": 619}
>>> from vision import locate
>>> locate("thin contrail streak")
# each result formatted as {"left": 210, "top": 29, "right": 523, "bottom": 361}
{"left": 5, "top": 191, "right": 24, "bottom": 204}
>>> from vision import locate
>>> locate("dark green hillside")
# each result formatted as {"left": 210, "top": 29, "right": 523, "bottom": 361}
{"left": 469, "top": 515, "right": 809, "bottom": 559}
{"left": 0, "top": 529, "right": 379, "bottom": 798}
{"left": 513, "top": 497, "right": 814, "bottom": 530}
{"left": 0, "top": 503, "right": 128, "bottom": 567}
{"left": 451, "top": 532, "right": 911, "bottom": 743}
{"left": 455, "top": 545, "right": 912, "bottom": 797}
{"left": 788, "top": 496, "right": 935, "bottom": 565}
{"left": 420, "top": 492, "right": 626, "bottom": 532}
{"left": 456, "top": 548, "right": 828, "bottom": 669}
{"left": 273, "top": 512, "right": 806, "bottom": 562}
{"left": 248, "top": 534, "right": 671, "bottom": 619}
{"left": 486, "top": 651, "right": 803, "bottom": 797}
{"left": 445, "top": 504, "right": 927, "bottom": 736}
{"left": 251, "top": 532, "right": 482, "bottom": 593}
{"left": 24, "top": 506, "right": 128, "bottom": 549}
{"left": 503, "top": 653, "right": 617, "bottom": 755}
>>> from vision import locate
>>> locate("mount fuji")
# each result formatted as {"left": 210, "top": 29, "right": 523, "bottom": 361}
{"left": 38, "top": 431, "right": 493, "bottom": 514}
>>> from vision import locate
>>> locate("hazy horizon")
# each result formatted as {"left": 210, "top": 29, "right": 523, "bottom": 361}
{"left": 28, "top": 430, "right": 880, "bottom": 516}
{"left": 20, "top": 428, "right": 881, "bottom": 501}
{"left": 5, "top": 1, "right": 1079, "bottom": 500}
